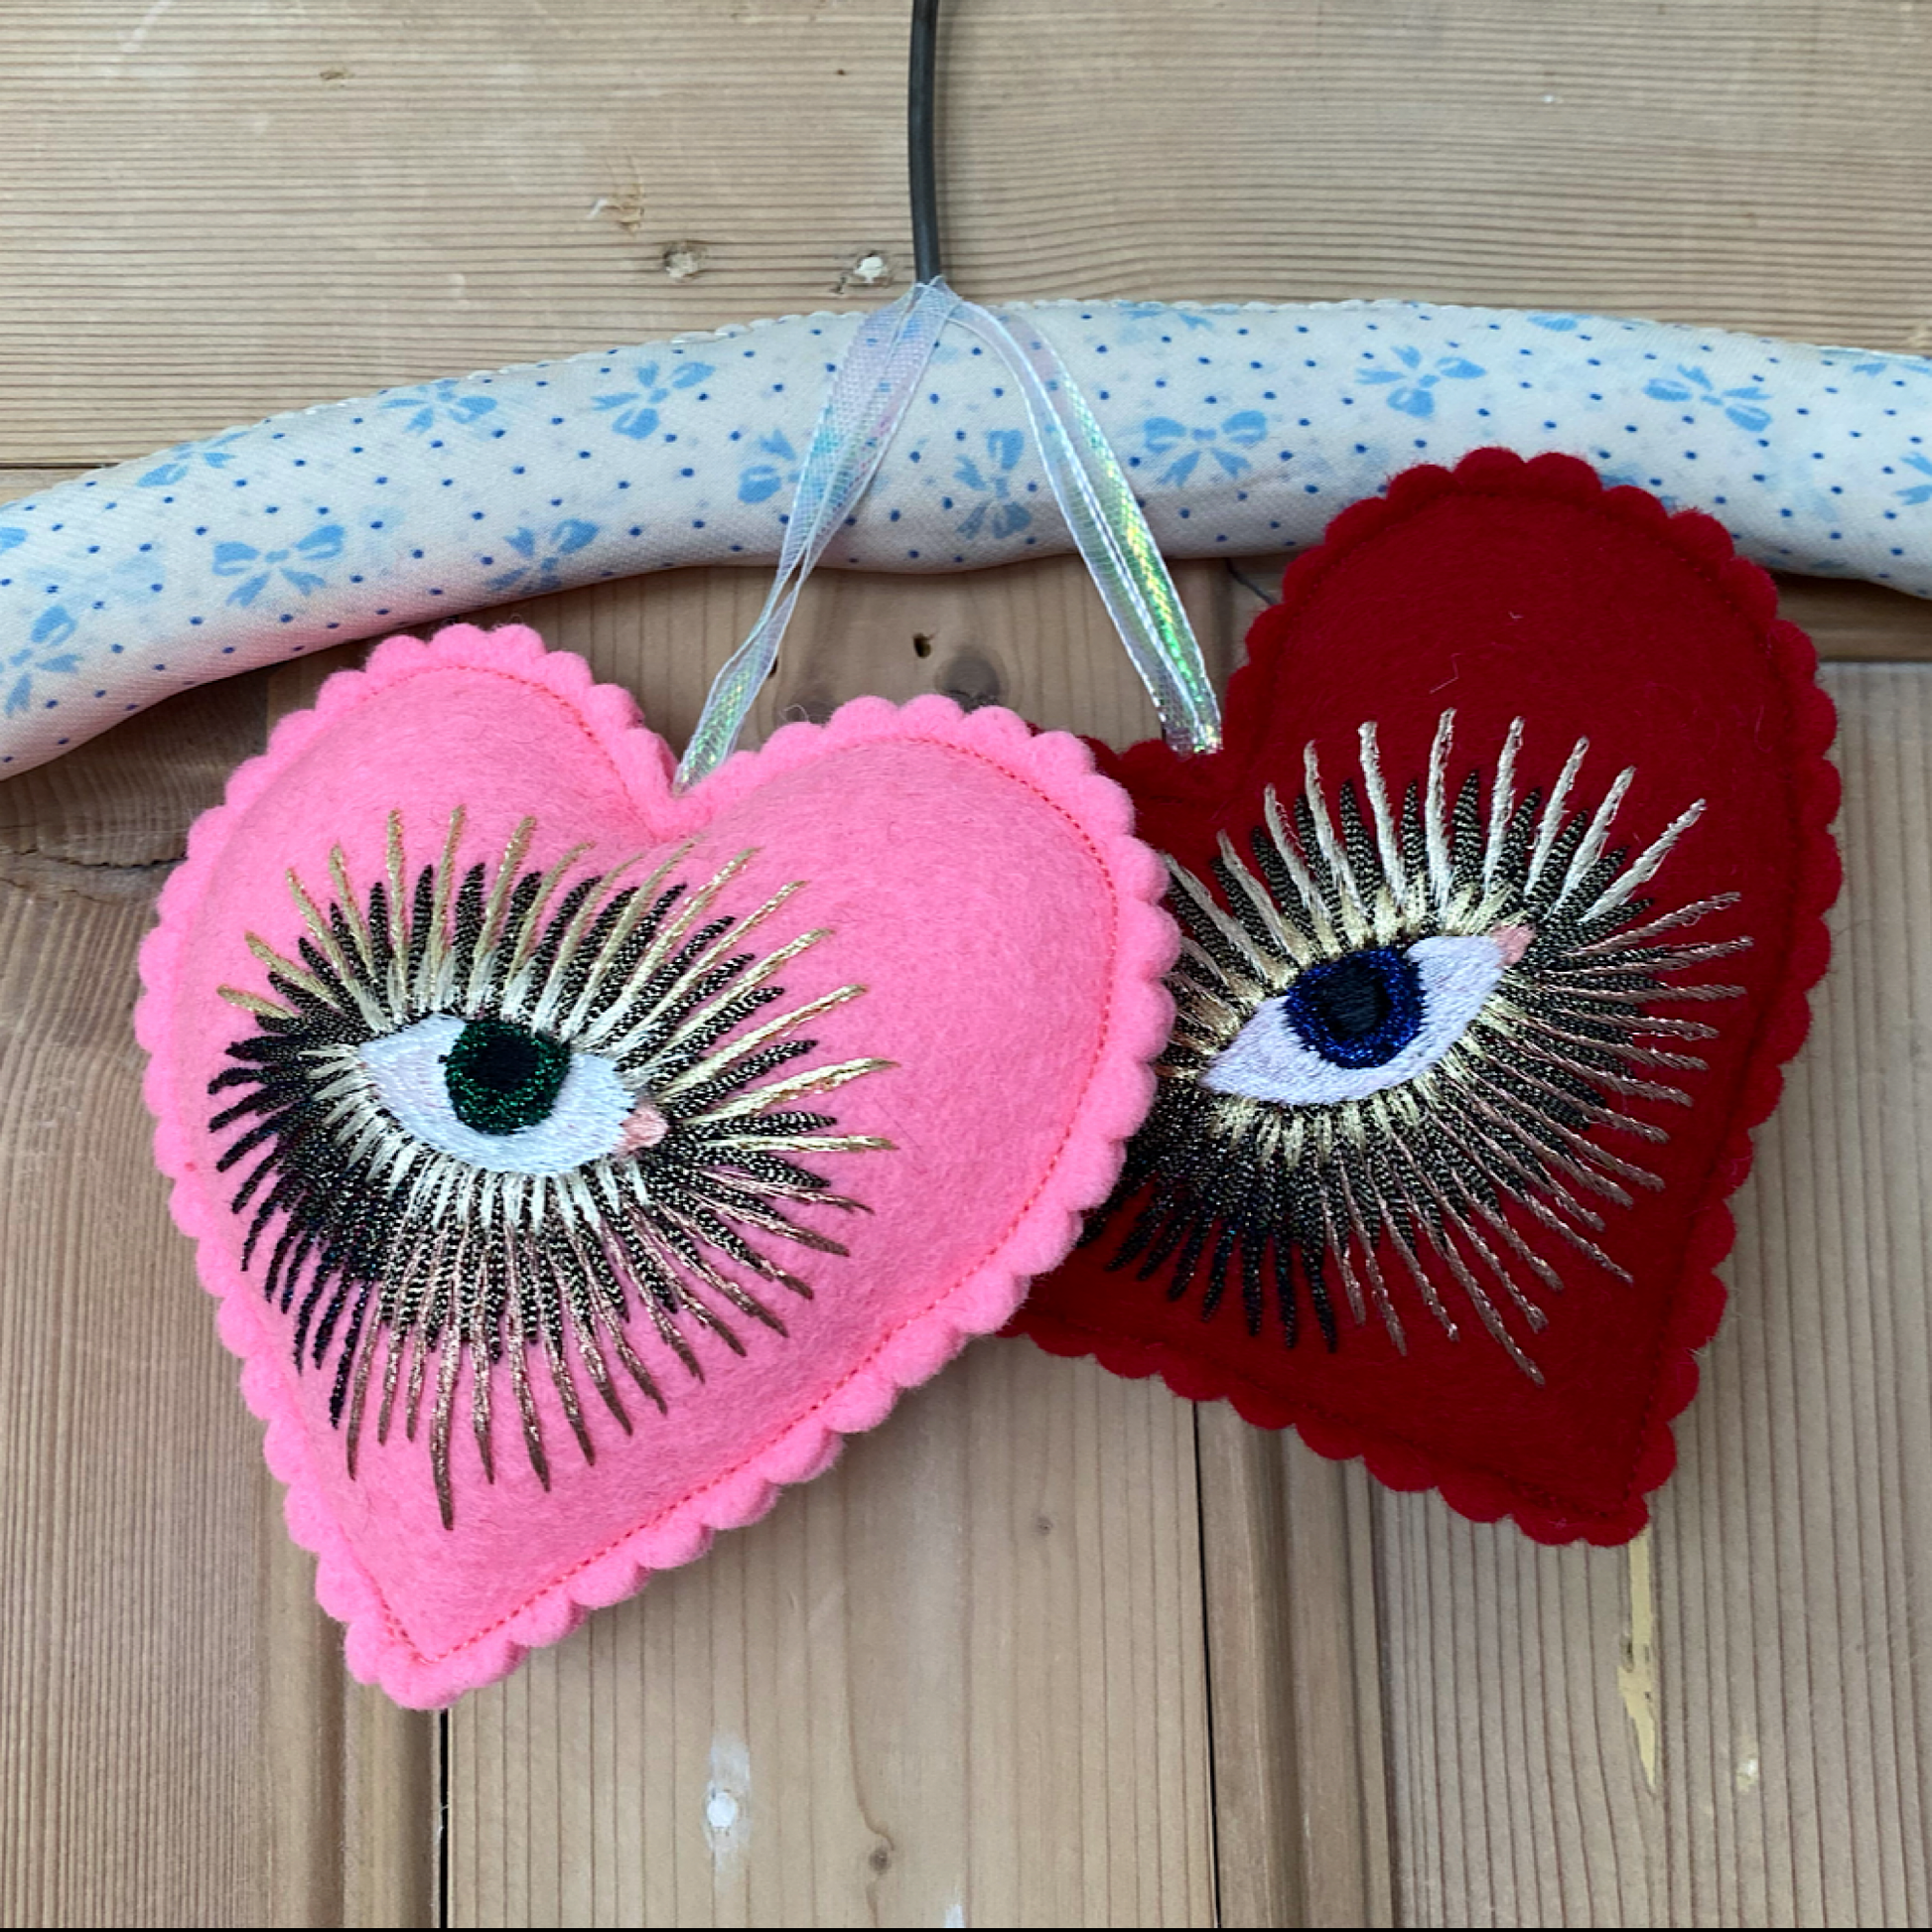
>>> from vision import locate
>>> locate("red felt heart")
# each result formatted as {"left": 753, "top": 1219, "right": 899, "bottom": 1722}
{"left": 1013, "top": 449, "right": 1840, "bottom": 1543}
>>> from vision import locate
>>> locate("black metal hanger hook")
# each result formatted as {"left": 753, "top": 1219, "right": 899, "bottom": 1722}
{"left": 908, "top": 0, "right": 944, "bottom": 284}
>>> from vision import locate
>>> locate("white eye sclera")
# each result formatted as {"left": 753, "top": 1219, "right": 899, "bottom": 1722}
{"left": 360, "top": 1013, "right": 645, "bottom": 1175}
{"left": 1200, "top": 929, "right": 1527, "bottom": 1108}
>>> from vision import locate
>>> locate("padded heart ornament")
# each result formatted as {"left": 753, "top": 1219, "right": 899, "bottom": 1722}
{"left": 1015, "top": 450, "right": 1840, "bottom": 1543}
{"left": 138, "top": 625, "right": 1173, "bottom": 1705}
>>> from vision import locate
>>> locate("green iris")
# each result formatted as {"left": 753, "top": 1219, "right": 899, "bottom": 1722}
{"left": 443, "top": 1018, "right": 571, "bottom": 1136}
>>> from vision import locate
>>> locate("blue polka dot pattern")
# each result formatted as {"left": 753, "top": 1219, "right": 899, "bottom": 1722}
{"left": 0, "top": 299, "right": 1926, "bottom": 773}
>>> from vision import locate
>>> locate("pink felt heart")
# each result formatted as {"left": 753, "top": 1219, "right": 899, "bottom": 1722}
{"left": 137, "top": 624, "right": 1173, "bottom": 1706}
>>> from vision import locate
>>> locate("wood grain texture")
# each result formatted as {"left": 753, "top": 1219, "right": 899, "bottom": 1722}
{"left": 2, "top": 0, "right": 1931, "bottom": 465}
{"left": 1196, "top": 1411, "right": 1394, "bottom": 1928}
{"left": 1657, "top": 665, "right": 1932, "bottom": 1928}
{"left": 0, "top": 867, "right": 436, "bottom": 1929}
{"left": 1375, "top": 666, "right": 1932, "bottom": 1928}
{"left": 450, "top": 1343, "right": 1212, "bottom": 1928}
{"left": 1769, "top": 579, "right": 1932, "bottom": 665}
{"left": 0, "top": 491, "right": 437, "bottom": 1928}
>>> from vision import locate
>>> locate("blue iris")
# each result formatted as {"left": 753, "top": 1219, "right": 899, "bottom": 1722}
{"left": 1281, "top": 947, "right": 1424, "bottom": 1069}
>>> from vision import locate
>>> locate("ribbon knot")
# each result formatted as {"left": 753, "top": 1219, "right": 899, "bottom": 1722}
{"left": 675, "top": 280, "right": 1220, "bottom": 791}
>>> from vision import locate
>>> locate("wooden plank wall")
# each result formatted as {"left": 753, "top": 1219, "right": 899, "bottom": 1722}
{"left": 1, "top": 3, "right": 1929, "bottom": 1924}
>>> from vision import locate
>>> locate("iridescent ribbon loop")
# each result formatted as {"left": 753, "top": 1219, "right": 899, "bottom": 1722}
{"left": 944, "top": 303, "right": 1220, "bottom": 763}
{"left": 675, "top": 280, "right": 962, "bottom": 789}
{"left": 674, "top": 278, "right": 1222, "bottom": 791}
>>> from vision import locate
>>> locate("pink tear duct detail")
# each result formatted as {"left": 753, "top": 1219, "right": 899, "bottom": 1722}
{"left": 618, "top": 1094, "right": 671, "bottom": 1152}
{"left": 1490, "top": 921, "right": 1535, "bottom": 965}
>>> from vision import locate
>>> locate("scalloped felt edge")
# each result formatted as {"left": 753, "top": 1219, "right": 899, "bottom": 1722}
{"left": 136, "top": 622, "right": 1177, "bottom": 1704}
{"left": 1013, "top": 449, "right": 1842, "bottom": 1546}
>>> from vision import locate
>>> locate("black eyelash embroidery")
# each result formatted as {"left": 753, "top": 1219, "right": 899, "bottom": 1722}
{"left": 1086, "top": 711, "right": 1749, "bottom": 1377}
{"left": 209, "top": 809, "right": 891, "bottom": 1526}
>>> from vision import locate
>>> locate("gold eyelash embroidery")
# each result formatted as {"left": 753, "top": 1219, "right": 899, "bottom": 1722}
{"left": 1090, "top": 712, "right": 1747, "bottom": 1378}
{"left": 210, "top": 810, "right": 892, "bottom": 1526}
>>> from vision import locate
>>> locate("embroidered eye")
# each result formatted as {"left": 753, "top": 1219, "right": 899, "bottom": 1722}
{"left": 1088, "top": 711, "right": 1749, "bottom": 1377}
{"left": 209, "top": 809, "right": 891, "bottom": 1525}
{"left": 359, "top": 1013, "right": 656, "bottom": 1172}
{"left": 1204, "top": 928, "right": 1532, "bottom": 1104}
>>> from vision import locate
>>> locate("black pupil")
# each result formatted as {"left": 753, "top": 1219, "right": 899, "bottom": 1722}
{"left": 443, "top": 1019, "right": 571, "bottom": 1136}
{"left": 1281, "top": 946, "right": 1424, "bottom": 1071}
{"left": 1307, "top": 954, "right": 1391, "bottom": 1037}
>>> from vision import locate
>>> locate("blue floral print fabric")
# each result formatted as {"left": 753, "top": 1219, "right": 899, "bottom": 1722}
{"left": 1, "top": 296, "right": 1926, "bottom": 773}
